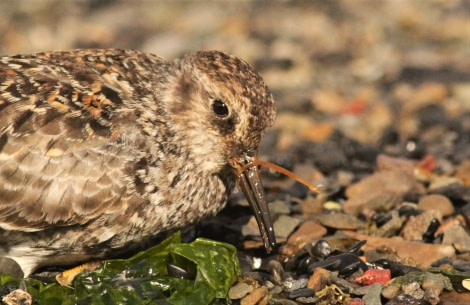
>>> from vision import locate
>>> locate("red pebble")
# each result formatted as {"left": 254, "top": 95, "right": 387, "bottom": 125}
{"left": 341, "top": 99, "right": 366, "bottom": 114}
{"left": 354, "top": 268, "right": 391, "bottom": 285}
{"left": 417, "top": 154, "right": 436, "bottom": 172}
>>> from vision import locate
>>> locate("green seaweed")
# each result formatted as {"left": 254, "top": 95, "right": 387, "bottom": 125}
{"left": 0, "top": 232, "right": 241, "bottom": 305}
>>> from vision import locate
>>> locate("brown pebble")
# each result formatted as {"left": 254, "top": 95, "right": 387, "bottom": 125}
{"left": 417, "top": 194, "right": 454, "bottom": 217}
{"left": 307, "top": 267, "right": 329, "bottom": 291}
{"left": 454, "top": 160, "right": 470, "bottom": 187}
{"left": 439, "top": 289, "right": 470, "bottom": 304}
{"left": 404, "top": 82, "right": 448, "bottom": 113}
{"left": 301, "top": 197, "right": 324, "bottom": 215}
{"left": 301, "top": 121, "right": 335, "bottom": 142}
{"left": 376, "top": 154, "right": 415, "bottom": 176}
{"left": 314, "top": 212, "right": 364, "bottom": 230}
{"left": 343, "top": 231, "right": 455, "bottom": 269}
{"left": 241, "top": 286, "right": 269, "bottom": 305}
{"left": 284, "top": 220, "right": 327, "bottom": 253}
{"left": 344, "top": 170, "right": 424, "bottom": 216}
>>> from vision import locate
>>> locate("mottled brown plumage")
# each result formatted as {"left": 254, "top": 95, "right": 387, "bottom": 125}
{"left": 0, "top": 49, "right": 276, "bottom": 276}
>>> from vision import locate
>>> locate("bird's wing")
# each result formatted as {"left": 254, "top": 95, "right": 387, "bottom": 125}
{"left": 0, "top": 50, "right": 160, "bottom": 231}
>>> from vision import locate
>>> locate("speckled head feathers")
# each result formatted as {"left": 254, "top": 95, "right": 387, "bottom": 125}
{"left": 165, "top": 50, "right": 276, "bottom": 167}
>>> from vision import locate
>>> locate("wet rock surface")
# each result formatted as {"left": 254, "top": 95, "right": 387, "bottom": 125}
{"left": 1, "top": 1, "right": 469, "bottom": 304}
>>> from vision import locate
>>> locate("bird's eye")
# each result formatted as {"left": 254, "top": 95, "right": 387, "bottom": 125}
{"left": 212, "top": 99, "right": 229, "bottom": 117}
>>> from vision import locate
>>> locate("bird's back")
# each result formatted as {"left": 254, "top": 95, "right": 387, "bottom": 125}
{"left": 0, "top": 49, "right": 170, "bottom": 234}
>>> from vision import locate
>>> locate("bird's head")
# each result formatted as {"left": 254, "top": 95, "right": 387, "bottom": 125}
{"left": 164, "top": 50, "right": 276, "bottom": 252}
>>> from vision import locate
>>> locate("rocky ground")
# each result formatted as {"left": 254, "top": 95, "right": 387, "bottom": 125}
{"left": 0, "top": 1, "right": 469, "bottom": 304}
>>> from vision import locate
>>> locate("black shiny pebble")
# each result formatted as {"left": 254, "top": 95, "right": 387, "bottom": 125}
{"left": 373, "top": 259, "right": 422, "bottom": 277}
{"left": 288, "top": 288, "right": 315, "bottom": 299}
{"left": 398, "top": 204, "right": 421, "bottom": 217}
{"left": 307, "top": 253, "right": 368, "bottom": 276}
{"left": 284, "top": 248, "right": 310, "bottom": 272}
{"left": 345, "top": 239, "right": 367, "bottom": 255}
{"left": 297, "top": 256, "right": 317, "bottom": 274}
{"left": 422, "top": 218, "right": 440, "bottom": 243}
{"left": 371, "top": 212, "right": 392, "bottom": 227}
{"left": 307, "top": 240, "right": 331, "bottom": 259}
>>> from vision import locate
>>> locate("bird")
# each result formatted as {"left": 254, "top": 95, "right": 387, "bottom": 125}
{"left": 0, "top": 49, "right": 277, "bottom": 277}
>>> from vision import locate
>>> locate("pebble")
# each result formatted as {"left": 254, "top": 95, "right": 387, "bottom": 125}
{"left": 307, "top": 253, "right": 368, "bottom": 276}
{"left": 417, "top": 194, "right": 454, "bottom": 217}
{"left": 269, "top": 299, "right": 299, "bottom": 305}
{"left": 401, "top": 210, "right": 442, "bottom": 241}
{"left": 384, "top": 294, "right": 423, "bottom": 305}
{"left": 421, "top": 272, "right": 453, "bottom": 305}
{"left": 355, "top": 269, "right": 391, "bottom": 286}
{"left": 373, "top": 260, "right": 422, "bottom": 278}
{"left": 269, "top": 200, "right": 292, "bottom": 218}
{"left": 454, "top": 160, "right": 470, "bottom": 187}
{"left": 401, "top": 282, "right": 425, "bottom": 301}
{"left": 0, "top": 258, "right": 24, "bottom": 278}
{"left": 373, "top": 210, "right": 404, "bottom": 238}
{"left": 307, "top": 267, "right": 329, "bottom": 291}
{"left": 268, "top": 260, "right": 285, "bottom": 285}
{"left": 405, "top": 83, "right": 448, "bottom": 112}
{"left": 300, "top": 197, "right": 324, "bottom": 215}
{"left": 442, "top": 224, "right": 470, "bottom": 253}
{"left": 343, "top": 231, "right": 455, "bottom": 269}
{"left": 376, "top": 154, "right": 415, "bottom": 176}
{"left": 344, "top": 170, "right": 424, "bottom": 216}
{"left": 336, "top": 170, "right": 355, "bottom": 187}
{"left": 273, "top": 215, "right": 300, "bottom": 239}
{"left": 313, "top": 213, "right": 364, "bottom": 230}
{"left": 283, "top": 276, "right": 309, "bottom": 293}
{"left": 428, "top": 176, "right": 463, "bottom": 191}
{"left": 2, "top": 289, "right": 32, "bottom": 305}
{"left": 323, "top": 200, "right": 343, "bottom": 211}
{"left": 242, "top": 216, "right": 264, "bottom": 237}
{"left": 288, "top": 288, "right": 315, "bottom": 299}
{"left": 241, "top": 286, "right": 269, "bottom": 305}
{"left": 307, "top": 240, "right": 331, "bottom": 259}
{"left": 361, "top": 283, "right": 384, "bottom": 305}
{"left": 311, "top": 89, "right": 346, "bottom": 114}
{"left": 284, "top": 220, "right": 327, "bottom": 254}
{"left": 229, "top": 282, "right": 254, "bottom": 300}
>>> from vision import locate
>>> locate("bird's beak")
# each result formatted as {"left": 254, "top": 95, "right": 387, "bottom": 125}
{"left": 232, "top": 153, "right": 276, "bottom": 253}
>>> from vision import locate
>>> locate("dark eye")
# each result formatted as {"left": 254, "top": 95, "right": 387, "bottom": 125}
{"left": 212, "top": 99, "right": 229, "bottom": 117}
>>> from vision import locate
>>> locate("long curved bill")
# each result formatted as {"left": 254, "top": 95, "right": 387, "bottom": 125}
{"left": 236, "top": 159, "right": 276, "bottom": 253}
